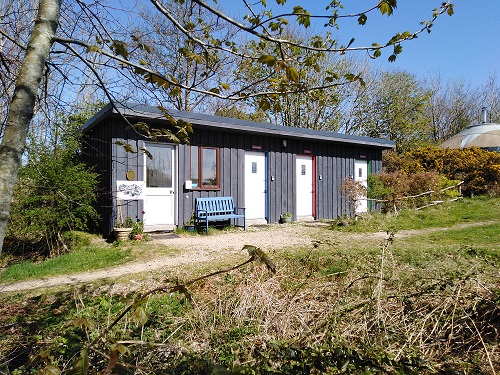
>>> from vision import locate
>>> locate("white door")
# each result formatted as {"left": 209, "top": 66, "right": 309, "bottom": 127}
{"left": 245, "top": 152, "right": 267, "bottom": 222}
{"left": 354, "top": 160, "right": 368, "bottom": 214}
{"left": 296, "top": 155, "right": 314, "bottom": 219}
{"left": 144, "top": 144, "right": 176, "bottom": 230}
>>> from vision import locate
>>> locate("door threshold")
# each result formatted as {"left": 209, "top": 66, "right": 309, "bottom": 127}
{"left": 144, "top": 224, "right": 176, "bottom": 232}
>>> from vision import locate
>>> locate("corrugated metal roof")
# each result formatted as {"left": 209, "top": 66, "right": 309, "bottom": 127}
{"left": 82, "top": 102, "right": 396, "bottom": 149}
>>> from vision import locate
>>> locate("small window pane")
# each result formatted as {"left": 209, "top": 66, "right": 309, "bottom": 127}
{"left": 146, "top": 145, "right": 172, "bottom": 188}
{"left": 191, "top": 146, "right": 199, "bottom": 188}
{"left": 301, "top": 165, "right": 306, "bottom": 175}
{"left": 358, "top": 168, "right": 363, "bottom": 178}
{"left": 202, "top": 148, "right": 217, "bottom": 186}
{"left": 252, "top": 162, "right": 257, "bottom": 173}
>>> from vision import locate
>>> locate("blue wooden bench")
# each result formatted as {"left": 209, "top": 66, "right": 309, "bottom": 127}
{"left": 195, "top": 197, "right": 246, "bottom": 234}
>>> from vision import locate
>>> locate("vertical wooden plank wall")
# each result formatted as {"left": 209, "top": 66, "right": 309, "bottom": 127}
{"left": 84, "top": 115, "right": 387, "bottom": 233}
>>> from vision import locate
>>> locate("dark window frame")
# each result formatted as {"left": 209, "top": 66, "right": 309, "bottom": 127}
{"left": 190, "top": 146, "right": 220, "bottom": 190}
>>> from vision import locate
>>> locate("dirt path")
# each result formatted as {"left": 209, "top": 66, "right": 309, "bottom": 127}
{"left": 0, "top": 221, "right": 495, "bottom": 294}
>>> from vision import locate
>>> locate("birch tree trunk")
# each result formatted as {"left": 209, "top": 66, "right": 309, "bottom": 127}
{"left": 0, "top": 0, "right": 62, "bottom": 255}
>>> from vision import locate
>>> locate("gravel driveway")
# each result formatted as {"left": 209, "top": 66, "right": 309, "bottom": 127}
{"left": 0, "top": 222, "right": 328, "bottom": 294}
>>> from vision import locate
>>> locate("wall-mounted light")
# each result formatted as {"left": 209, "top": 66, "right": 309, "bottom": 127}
{"left": 282, "top": 139, "right": 287, "bottom": 148}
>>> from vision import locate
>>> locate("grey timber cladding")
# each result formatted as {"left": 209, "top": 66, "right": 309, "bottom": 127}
{"left": 81, "top": 103, "right": 394, "bottom": 236}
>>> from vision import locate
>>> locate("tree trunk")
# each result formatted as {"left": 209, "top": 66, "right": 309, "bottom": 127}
{"left": 0, "top": 0, "right": 62, "bottom": 255}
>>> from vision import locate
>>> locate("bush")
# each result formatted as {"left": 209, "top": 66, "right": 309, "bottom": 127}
{"left": 368, "top": 171, "right": 459, "bottom": 212}
{"left": 5, "top": 110, "right": 100, "bottom": 257}
{"left": 383, "top": 146, "right": 500, "bottom": 196}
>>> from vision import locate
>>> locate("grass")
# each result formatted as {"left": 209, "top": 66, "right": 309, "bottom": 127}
{"left": 0, "top": 196, "right": 499, "bottom": 373}
{"left": 332, "top": 196, "right": 500, "bottom": 233}
{"left": 0, "top": 242, "right": 133, "bottom": 283}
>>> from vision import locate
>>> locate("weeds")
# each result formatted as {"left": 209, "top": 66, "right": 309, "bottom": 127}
{"left": 1, "top": 198, "right": 499, "bottom": 373}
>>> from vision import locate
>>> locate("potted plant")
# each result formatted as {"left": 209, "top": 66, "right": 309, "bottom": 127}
{"left": 114, "top": 203, "right": 134, "bottom": 241}
{"left": 130, "top": 219, "right": 144, "bottom": 240}
{"left": 280, "top": 212, "right": 292, "bottom": 223}
{"left": 184, "top": 213, "right": 196, "bottom": 232}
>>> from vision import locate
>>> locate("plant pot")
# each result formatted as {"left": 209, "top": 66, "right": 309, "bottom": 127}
{"left": 280, "top": 216, "right": 292, "bottom": 224}
{"left": 114, "top": 227, "right": 132, "bottom": 241}
{"left": 185, "top": 225, "right": 195, "bottom": 232}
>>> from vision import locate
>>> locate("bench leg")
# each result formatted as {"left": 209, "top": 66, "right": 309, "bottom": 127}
{"left": 205, "top": 219, "right": 209, "bottom": 234}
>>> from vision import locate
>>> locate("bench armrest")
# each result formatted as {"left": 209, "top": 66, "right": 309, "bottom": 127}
{"left": 234, "top": 207, "right": 246, "bottom": 213}
{"left": 195, "top": 209, "right": 208, "bottom": 217}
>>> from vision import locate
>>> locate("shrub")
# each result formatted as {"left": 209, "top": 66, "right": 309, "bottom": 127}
{"left": 368, "top": 171, "right": 458, "bottom": 212}
{"left": 383, "top": 146, "right": 500, "bottom": 196}
{"left": 5, "top": 110, "right": 100, "bottom": 257}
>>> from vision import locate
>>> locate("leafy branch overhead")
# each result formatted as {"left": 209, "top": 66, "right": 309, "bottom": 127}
{"left": 53, "top": 0, "right": 454, "bottom": 104}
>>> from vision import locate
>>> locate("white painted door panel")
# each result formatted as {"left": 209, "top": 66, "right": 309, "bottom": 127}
{"left": 144, "top": 144, "right": 175, "bottom": 228}
{"left": 296, "top": 155, "right": 313, "bottom": 218}
{"left": 354, "top": 160, "right": 368, "bottom": 214}
{"left": 245, "top": 152, "right": 267, "bottom": 221}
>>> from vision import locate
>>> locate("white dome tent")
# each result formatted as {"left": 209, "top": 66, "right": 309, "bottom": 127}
{"left": 440, "top": 108, "right": 500, "bottom": 151}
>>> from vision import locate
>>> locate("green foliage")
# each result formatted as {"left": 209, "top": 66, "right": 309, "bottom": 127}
{"left": 2, "top": 196, "right": 499, "bottom": 373}
{"left": 350, "top": 71, "right": 432, "bottom": 152}
{"left": 367, "top": 170, "right": 445, "bottom": 212}
{"left": 383, "top": 146, "right": 500, "bottom": 196}
{"left": 332, "top": 196, "right": 500, "bottom": 233}
{"left": 0, "top": 242, "right": 132, "bottom": 282}
{"left": 5, "top": 113, "right": 99, "bottom": 257}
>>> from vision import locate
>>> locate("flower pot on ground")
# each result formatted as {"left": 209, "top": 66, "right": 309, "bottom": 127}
{"left": 114, "top": 227, "right": 133, "bottom": 241}
{"left": 280, "top": 212, "right": 292, "bottom": 223}
{"left": 114, "top": 214, "right": 134, "bottom": 241}
{"left": 130, "top": 220, "right": 144, "bottom": 240}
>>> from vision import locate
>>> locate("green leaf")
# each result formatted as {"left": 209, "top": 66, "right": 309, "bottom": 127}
{"left": 344, "top": 73, "right": 355, "bottom": 81}
{"left": 110, "top": 343, "right": 131, "bottom": 355}
{"left": 358, "top": 13, "right": 367, "bottom": 25}
{"left": 297, "top": 13, "right": 311, "bottom": 28}
{"left": 373, "top": 49, "right": 382, "bottom": 58}
{"left": 67, "top": 349, "right": 89, "bottom": 375}
{"left": 259, "top": 98, "right": 271, "bottom": 111}
{"left": 447, "top": 4, "right": 454, "bottom": 16}
{"left": 258, "top": 54, "right": 277, "bottom": 66}
{"left": 286, "top": 66, "right": 300, "bottom": 83}
{"left": 220, "top": 83, "right": 230, "bottom": 90}
{"left": 388, "top": 54, "right": 397, "bottom": 62}
{"left": 140, "top": 147, "right": 153, "bottom": 160}
{"left": 393, "top": 44, "right": 403, "bottom": 55}
{"left": 378, "top": 1, "right": 397, "bottom": 16}
{"left": 41, "top": 365, "right": 61, "bottom": 375}
{"left": 65, "top": 318, "right": 94, "bottom": 330}
{"left": 111, "top": 40, "right": 128, "bottom": 59}
{"left": 85, "top": 45, "right": 101, "bottom": 54}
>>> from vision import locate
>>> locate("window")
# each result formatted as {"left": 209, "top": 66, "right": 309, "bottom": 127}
{"left": 251, "top": 162, "right": 257, "bottom": 173}
{"left": 191, "top": 146, "right": 220, "bottom": 189}
{"left": 301, "top": 165, "right": 306, "bottom": 175}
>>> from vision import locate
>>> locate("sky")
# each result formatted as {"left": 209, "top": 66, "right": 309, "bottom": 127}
{"left": 218, "top": 0, "right": 499, "bottom": 86}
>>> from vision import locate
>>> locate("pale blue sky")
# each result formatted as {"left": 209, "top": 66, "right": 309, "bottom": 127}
{"left": 219, "top": 0, "right": 499, "bottom": 86}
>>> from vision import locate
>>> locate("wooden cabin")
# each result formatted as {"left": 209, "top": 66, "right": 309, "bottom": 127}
{"left": 81, "top": 103, "right": 395, "bottom": 235}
